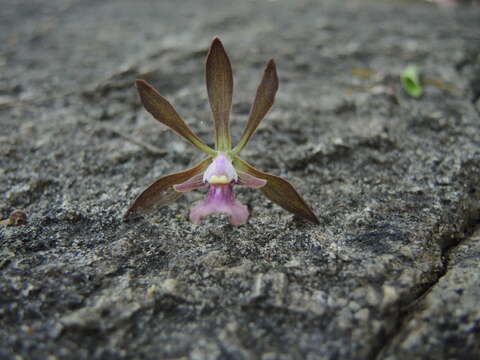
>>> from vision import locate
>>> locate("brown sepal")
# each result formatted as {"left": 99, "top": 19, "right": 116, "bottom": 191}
{"left": 234, "top": 59, "right": 278, "bottom": 153}
{"left": 205, "top": 37, "right": 233, "bottom": 150}
{"left": 233, "top": 157, "right": 319, "bottom": 224}
{"left": 136, "top": 79, "right": 214, "bottom": 154}
{"left": 124, "top": 157, "right": 211, "bottom": 220}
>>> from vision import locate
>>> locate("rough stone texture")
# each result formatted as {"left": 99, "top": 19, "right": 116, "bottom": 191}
{"left": 1, "top": 0, "right": 479, "bottom": 359}
{"left": 380, "top": 228, "right": 480, "bottom": 359}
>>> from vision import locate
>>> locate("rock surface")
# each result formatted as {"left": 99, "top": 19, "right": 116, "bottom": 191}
{"left": 1, "top": 0, "right": 479, "bottom": 359}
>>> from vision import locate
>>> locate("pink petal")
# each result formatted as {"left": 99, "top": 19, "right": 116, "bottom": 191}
{"left": 237, "top": 171, "right": 267, "bottom": 188}
{"left": 173, "top": 173, "right": 206, "bottom": 192}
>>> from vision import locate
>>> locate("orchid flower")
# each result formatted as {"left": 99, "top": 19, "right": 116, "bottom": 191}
{"left": 124, "top": 37, "right": 319, "bottom": 225}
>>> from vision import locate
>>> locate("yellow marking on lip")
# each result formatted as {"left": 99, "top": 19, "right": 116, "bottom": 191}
{"left": 209, "top": 175, "right": 230, "bottom": 184}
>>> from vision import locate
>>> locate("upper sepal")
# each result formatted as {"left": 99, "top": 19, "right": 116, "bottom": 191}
{"left": 206, "top": 37, "right": 233, "bottom": 151}
{"left": 124, "top": 157, "right": 212, "bottom": 220}
{"left": 233, "top": 156, "right": 319, "bottom": 224}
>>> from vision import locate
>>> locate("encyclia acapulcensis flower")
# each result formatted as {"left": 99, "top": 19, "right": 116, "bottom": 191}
{"left": 124, "top": 37, "right": 319, "bottom": 225}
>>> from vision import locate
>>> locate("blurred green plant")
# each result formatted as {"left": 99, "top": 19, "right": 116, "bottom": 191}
{"left": 401, "top": 65, "right": 422, "bottom": 98}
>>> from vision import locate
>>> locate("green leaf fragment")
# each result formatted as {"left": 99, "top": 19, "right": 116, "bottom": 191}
{"left": 401, "top": 65, "right": 422, "bottom": 98}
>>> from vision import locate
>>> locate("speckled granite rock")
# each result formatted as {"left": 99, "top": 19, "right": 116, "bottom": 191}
{"left": 1, "top": 0, "right": 479, "bottom": 359}
{"left": 380, "top": 228, "right": 480, "bottom": 359}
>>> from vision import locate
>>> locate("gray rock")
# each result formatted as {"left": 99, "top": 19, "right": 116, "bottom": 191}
{"left": 1, "top": 0, "right": 480, "bottom": 359}
{"left": 379, "top": 228, "right": 480, "bottom": 360}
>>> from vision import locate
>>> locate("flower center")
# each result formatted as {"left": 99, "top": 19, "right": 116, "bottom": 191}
{"left": 203, "top": 153, "right": 238, "bottom": 185}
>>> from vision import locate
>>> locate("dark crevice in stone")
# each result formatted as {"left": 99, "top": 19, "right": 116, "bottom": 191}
{"left": 371, "top": 222, "right": 480, "bottom": 360}
{"left": 369, "top": 157, "right": 480, "bottom": 359}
